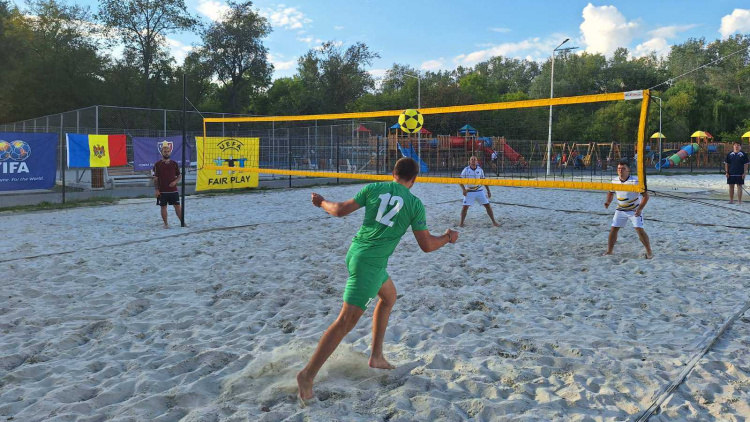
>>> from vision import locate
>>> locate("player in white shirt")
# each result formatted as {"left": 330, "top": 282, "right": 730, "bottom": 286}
{"left": 604, "top": 161, "right": 653, "bottom": 259}
{"left": 459, "top": 156, "right": 500, "bottom": 227}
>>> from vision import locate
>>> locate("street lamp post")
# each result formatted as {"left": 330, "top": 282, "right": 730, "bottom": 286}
{"left": 653, "top": 96, "right": 663, "bottom": 172}
{"left": 402, "top": 71, "right": 422, "bottom": 164}
{"left": 546, "top": 39, "right": 578, "bottom": 175}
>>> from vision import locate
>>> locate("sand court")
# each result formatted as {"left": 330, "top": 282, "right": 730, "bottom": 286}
{"left": 1, "top": 175, "right": 748, "bottom": 421}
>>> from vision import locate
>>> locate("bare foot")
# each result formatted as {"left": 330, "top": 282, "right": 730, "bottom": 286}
{"left": 645, "top": 252, "right": 653, "bottom": 259}
{"left": 492, "top": 221, "right": 501, "bottom": 227}
{"left": 459, "top": 223, "right": 465, "bottom": 228}
{"left": 602, "top": 251, "right": 613, "bottom": 256}
{"left": 297, "top": 370, "right": 314, "bottom": 401}
{"left": 368, "top": 356, "right": 396, "bottom": 370}
{"left": 163, "top": 224, "right": 169, "bottom": 229}
{"left": 728, "top": 201, "right": 734, "bottom": 204}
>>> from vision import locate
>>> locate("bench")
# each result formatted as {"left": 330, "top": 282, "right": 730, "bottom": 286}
{"left": 107, "top": 165, "right": 153, "bottom": 188}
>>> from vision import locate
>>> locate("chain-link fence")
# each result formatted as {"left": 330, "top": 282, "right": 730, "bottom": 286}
{"left": 1, "top": 106, "right": 373, "bottom": 206}
{"left": 1, "top": 103, "right": 730, "bottom": 207}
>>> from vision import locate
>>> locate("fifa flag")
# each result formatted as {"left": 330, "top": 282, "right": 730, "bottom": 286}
{"left": 197, "top": 137, "right": 259, "bottom": 191}
{"left": 66, "top": 134, "right": 127, "bottom": 168}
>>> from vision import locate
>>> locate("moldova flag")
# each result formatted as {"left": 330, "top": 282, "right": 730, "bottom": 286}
{"left": 66, "top": 134, "right": 127, "bottom": 168}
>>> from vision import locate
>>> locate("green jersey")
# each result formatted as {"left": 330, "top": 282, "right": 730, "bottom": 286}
{"left": 348, "top": 182, "right": 428, "bottom": 265}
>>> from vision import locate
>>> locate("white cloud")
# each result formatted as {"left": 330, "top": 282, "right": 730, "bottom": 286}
{"left": 297, "top": 36, "right": 313, "bottom": 43}
{"left": 261, "top": 5, "right": 311, "bottom": 30}
{"left": 421, "top": 58, "right": 444, "bottom": 71}
{"left": 720, "top": 9, "right": 750, "bottom": 38}
{"left": 647, "top": 24, "right": 698, "bottom": 39}
{"left": 634, "top": 37, "right": 671, "bottom": 58}
{"left": 489, "top": 27, "right": 511, "bottom": 33}
{"left": 267, "top": 53, "right": 296, "bottom": 70}
{"left": 166, "top": 38, "right": 194, "bottom": 64}
{"left": 334, "top": 26, "right": 345, "bottom": 30}
{"left": 197, "top": 0, "right": 231, "bottom": 22}
{"left": 453, "top": 37, "right": 557, "bottom": 66}
{"left": 369, "top": 68, "right": 387, "bottom": 78}
{"left": 579, "top": 3, "right": 639, "bottom": 56}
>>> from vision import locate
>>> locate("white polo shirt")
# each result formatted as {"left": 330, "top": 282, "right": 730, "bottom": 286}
{"left": 461, "top": 165, "right": 485, "bottom": 191}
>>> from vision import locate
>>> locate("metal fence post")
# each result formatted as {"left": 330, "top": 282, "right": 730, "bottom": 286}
{"left": 164, "top": 109, "right": 167, "bottom": 137}
{"left": 60, "top": 113, "right": 65, "bottom": 204}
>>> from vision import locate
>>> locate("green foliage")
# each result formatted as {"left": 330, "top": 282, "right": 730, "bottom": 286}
{"left": 199, "top": 1, "right": 272, "bottom": 114}
{"left": 97, "top": 0, "right": 199, "bottom": 107}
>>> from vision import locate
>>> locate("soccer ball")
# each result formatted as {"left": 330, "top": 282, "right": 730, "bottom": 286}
{"left": 0, "top": 141, "right": 10, "bottom": 161}
{"left": 398, "top": 109, "right": 424, "bottom": 134}
{"left": 9, "top": 140, "right": 31, "bottom": 161}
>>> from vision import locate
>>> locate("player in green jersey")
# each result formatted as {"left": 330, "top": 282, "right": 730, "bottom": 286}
{"left": 297, "top": 157, "right": 459, "bottom": 402}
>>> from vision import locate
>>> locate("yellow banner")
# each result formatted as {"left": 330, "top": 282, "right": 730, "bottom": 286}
{"left": 88, "top": 135, "right": 111, "bottom": 167}
{"left": 196, "top": 137, "right": 260, "bottom": 191}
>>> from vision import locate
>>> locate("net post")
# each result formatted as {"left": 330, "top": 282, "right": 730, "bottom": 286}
{"left": 637, "top": 89, "right": 650, "bottom": 192}
{"left": 181, "top": 73, "right": 186, "bottom": 227}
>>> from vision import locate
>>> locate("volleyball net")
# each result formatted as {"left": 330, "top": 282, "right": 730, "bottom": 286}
{"left": 198, "top": 90, "right": 650, "bottom": 192}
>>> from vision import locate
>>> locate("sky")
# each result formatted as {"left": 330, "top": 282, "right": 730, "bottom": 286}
{"left": 15, "top": 0, "right": 750, "bottom": 81}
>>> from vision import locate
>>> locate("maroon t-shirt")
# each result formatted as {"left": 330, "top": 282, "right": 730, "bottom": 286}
{"left": 153, "top": 160, "right": 180, "bottom": 192}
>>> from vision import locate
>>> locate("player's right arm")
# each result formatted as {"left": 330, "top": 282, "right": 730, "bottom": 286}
{"left": 413, "top": 229, "right": 459, "bottom": 252}
{"left": 604, "top": 192, "right": 614, "bottom": 208}
{"left": 311, "top": 193, "right": 361, "bottom": 217}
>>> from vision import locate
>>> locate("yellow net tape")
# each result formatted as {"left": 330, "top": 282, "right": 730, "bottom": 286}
{"left": 203, "top": 165, "right": 643, "bottom": 192}
{"left": 204, "top": 92, "right": 627, "bottom": 123}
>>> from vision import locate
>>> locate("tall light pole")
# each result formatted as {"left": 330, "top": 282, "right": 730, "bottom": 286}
{"left": 546, "top": 39, "right": 578, "bottom": 175}
{"left": 653, "top": 95, "right": 663, "bottom": 172}
{"left": 402, "top": 71, "right": 422, "bottom": 164}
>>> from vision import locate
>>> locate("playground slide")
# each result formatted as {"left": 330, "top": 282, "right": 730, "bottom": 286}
{"left": 396, "top": 142, "right": 429, "bottom": 173}
{"left": 655, "top": 143, "right": 699, "bottom": 169}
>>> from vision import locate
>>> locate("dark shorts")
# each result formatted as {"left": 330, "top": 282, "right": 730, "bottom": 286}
{"left": 727, "top": 176, "right": 745, "bottom": 185}
{"left": 157, "top": 192, "right": 180, "bottom": 206}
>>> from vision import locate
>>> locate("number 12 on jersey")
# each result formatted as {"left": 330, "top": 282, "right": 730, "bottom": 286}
{"left": 375, "top": 193, "right": 404, "bottom": 227}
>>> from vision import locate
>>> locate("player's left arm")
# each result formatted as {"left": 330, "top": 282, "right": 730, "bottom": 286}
{"left": 311, "top": 193, "right": 361, "bottom": 217}
{"left": 168, "top": 163, "right": 182, "bottom": 187}
{"left": 635, "top": 191, "right": 649, "bottom": 216}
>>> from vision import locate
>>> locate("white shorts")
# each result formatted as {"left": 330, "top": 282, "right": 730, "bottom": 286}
{"left": 611, "top": 210, "right": 644, "bottom": 228}
{"left": 463, "top": 190, "right": 489, "bottom": 206}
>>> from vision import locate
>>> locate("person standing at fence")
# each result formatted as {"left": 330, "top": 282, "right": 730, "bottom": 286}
{"left": 725, "top": 141, "right": 748, "bottom": 204}
{"left": 297, "top": 157, "right": 459, "bottom": 403}
{"left": 459, "top": 156, "right": 500, "bottom": 227}
{"left": 153, "top": 142, "right": 183, "bottom": 228}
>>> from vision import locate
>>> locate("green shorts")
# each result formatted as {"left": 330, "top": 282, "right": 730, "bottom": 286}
{"left": 343, "top": 251, "right": 389, "bottom": 311}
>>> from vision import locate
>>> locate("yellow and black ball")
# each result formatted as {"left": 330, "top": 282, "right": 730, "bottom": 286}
{"left": 398, "top": 109, "right": 424, "bottom": 134}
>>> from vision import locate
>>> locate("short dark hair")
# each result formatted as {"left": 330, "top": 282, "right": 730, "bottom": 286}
{"left": 617, "top": 161, "right": 630, "bottom": 168}
{"left": 734, "top": 141, "right": 741, "bottom": 145}
{"left": 393, "top": 157, "right": 419, "bottom": 181}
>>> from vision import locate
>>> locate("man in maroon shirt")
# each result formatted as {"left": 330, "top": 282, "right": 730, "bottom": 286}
{"left": 153, "top": 143, "right": 183, "bottom": 228}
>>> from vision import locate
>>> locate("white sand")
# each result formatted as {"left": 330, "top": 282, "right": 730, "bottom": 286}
{"left": 1, "top": 174, "right": 748, "bottom": 421}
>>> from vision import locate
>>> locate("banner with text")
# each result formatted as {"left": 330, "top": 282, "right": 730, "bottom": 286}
{"left": 197, "top": 137, "right": 259, "bottom": 191}
{"left": 0, "top": 132, "right": 57, "bottom": 191}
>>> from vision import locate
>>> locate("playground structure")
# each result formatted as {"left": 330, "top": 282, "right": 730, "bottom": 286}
{"left": 380, "top": 123, "right": 529, "bottom": 174}
{"left": 542, "top": 142, "right": 622, "bottom": 171}
{"left": 648, "top": 130, "right": 729, "bottom": 170}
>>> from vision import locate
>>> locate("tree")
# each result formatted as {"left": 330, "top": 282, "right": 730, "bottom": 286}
{"left": 98, "top": 0, "right": 198, "bottom": 107}
{"left": 297, "top": 41, "right": 380, "bottom": 113}
{"left": 2, "top": 0, "right": 108, "bottom": 121}
{"left": 200, "top": 1, "right": 272, "bottom": 114}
